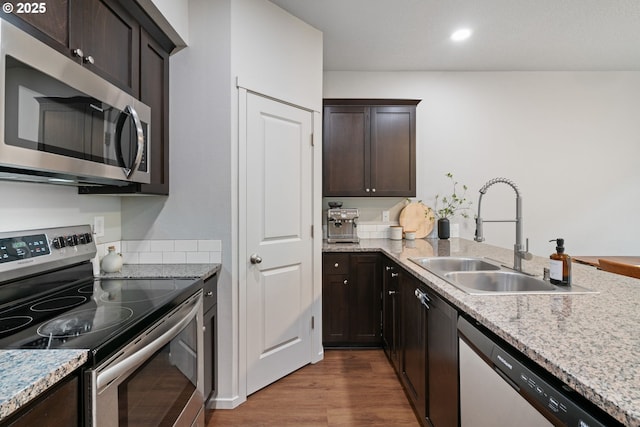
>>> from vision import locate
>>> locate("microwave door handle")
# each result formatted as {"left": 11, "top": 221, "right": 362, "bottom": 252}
{"left": 96, "top": 295, "right": 201, "bottom": 393}
{"left": 115, "top": 105, "right": 145, "bottom": 178}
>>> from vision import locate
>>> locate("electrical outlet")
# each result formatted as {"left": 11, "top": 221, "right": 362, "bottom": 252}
{"left": 382, "top": 210, "right": 390, "bottom": 222}
{"left": 94, "top": 216, "right": 105, "bottom": 237}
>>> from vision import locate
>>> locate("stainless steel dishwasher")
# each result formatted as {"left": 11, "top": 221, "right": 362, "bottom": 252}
{"left": 458, "top": 317, "right": 617, "bottom": 427}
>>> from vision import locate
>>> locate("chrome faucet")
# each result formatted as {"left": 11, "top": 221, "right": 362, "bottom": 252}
{"left": 474, "top": 177, "right": 532, "bottom": 272}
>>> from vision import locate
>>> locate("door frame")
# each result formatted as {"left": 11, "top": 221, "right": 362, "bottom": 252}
{"left": 237, "top": 81, "right": 323, "bottom": 404}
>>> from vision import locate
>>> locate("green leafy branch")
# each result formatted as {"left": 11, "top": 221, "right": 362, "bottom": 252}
{"left": 433, "top": 173, "right": 472, "bottom": 220}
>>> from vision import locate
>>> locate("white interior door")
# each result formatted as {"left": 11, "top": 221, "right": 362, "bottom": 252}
{"left": 245, "top": 92, "right": 314, "bottom": 395}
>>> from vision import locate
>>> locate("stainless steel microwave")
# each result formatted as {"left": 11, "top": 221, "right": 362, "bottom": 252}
{"left": 0, "top": 20, "right": 151, "bottom": 186}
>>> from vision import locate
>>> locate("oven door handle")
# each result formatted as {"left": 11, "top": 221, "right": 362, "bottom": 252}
{"left": 96, "top": 293, "right": 201, "bottom": 392}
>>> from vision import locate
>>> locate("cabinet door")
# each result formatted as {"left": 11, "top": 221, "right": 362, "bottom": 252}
{"left": 322, "top": 253, "right": 351, "bottom": 345}
{"left": 71, "top": 0, "right": 140, "bottom": 94}
{"left": 322, "top": 106, "right": 369, "bottom": 196}
{"left": 7, "top": 374, "right": 78, "bottom": 426}
{"left": 382, "top": 260, "right": 401, "bottom": 371}
{"left": 138, "top": 28, "right": 170, "bottom": 194}
{"left": 426, "top": 291, "right": 459, "bottom": 427}
{"left": 349, "top": 253, "right": 382, "bottom": 345}
{"left": 370, "top": 105, "right": 416, "bottom": 197}
{"left": 401, "top": 273, "right": 427, "bottom": 423}
{"left": 322, "top": 273, "right": 350, "bottom": 345}
{"left": 4, "top": 0, "right": 70, "bottom": 51}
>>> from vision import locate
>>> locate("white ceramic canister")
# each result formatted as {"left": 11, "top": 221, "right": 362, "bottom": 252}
{"left": 101, "top": 246, "right": 123, "bottom": 273}
{"left": 404, "top": 230, "right": 416, "bottom": 240}
{"left": 390, "top": 226, "right": 403, "bottom": 240}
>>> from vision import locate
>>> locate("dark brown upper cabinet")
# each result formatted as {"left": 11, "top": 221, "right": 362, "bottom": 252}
{"left": 6, "top": 0, "right": 139, "bottom": 94}
{"left": 323, "top": 99, "right": 419, "bottom": 197}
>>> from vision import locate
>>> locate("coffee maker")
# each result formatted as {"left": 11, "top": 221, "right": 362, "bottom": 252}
{"left": 327, "top": 208, "right": 360, "bottom": 243}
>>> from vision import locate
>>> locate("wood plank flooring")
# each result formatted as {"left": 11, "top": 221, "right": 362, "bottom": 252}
{"left": 206, "top": 349, "right": 419, "bottom": 426}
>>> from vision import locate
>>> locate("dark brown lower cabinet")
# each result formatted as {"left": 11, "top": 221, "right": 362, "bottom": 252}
{"left": 426, "top": 286, "right": 459, "bottom": 427}
{"left": 401, "top": 272, "right": 428, "bottom": 423}
{"left": 5, "top": 374, "right": 79, "bottom": 426}
{"left": 322, "top": 252, "right": 382, "bottom": 347}
{"left": 398, "top": 265, "right": 459, "bottom": 427}
{"left": 382, "top": 260, "right": 401, "bottom": 372}
{"left": 203, "top": 272, "right": 218, "bottom": 404}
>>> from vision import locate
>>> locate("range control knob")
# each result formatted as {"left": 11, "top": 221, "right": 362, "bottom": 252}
{"left": 52, "top": 236, "right": 67, "bottom": 249}
{"left": 66, "top": 235, "right": 79, "bottom": 246}
{"left": 84, "top": 233, "right": 93, "bottom": 243}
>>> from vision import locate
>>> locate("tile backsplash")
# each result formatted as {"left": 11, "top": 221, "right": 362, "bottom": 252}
{"left": 96, "top": 239, "right": 222, "bottom": 265}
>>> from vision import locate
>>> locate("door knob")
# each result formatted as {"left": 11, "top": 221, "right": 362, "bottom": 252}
{"left": 250, "top": 254, "right": 262, "bottom": 264}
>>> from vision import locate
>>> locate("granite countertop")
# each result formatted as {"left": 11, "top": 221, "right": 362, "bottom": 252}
{"left": 324, "top": 238, "right": 640, "bottom": 427}
{"left": 0, "top": 350, "right": 88, "bottom": 421}
{"left": 100, "top": 263, "right": 221, "bottom": 280}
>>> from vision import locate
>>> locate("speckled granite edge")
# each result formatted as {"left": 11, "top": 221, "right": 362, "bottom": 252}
{"left": 100, "top": 263, "right": 220, "bottom": 280}
{"left": 0, "top": 350, "right": 88, "bottom": 421}
{"left": 324, "top": 238, "right": 640, "bottom": 427}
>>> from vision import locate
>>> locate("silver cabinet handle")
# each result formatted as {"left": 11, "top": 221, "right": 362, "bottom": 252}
{"left": 414, "top": 288, "right": 430, "bottom": 309}
{"left": 372, "top": 188, "right": 376, "bottom": 192}
{"left": 365, "top": 188, "right": 370, "bottom": 192}
{"left": 343, "top": 279, "right": 348, "bottom": 285}
{"left": 250, "top": 254, "right": 262, "bottom": 264}
{"left": 205, "top": 291, "right": 214, "bottom": 297}
{"left": 388, "top": 290, "right": 397, "bottom": 295}
{"left": 83, "top": 55, "right": 95, "bottom": 65}
{"left": 385, "top": 266, "right": 394, "bottom": 271}
{"left": 391, "top": 272, "right": 399, "bottom": 278}
{"left": 72, "top": 48, "right": 84, "bottom": 58}
{"left": 334, "top": 263, "right": 339, "bottom": 268}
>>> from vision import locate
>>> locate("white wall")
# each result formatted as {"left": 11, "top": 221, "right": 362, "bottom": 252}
{"left": 0, "top": 181, "right": 121, "bottom": 243}
{"left": 138, "top": 0, "right": 190, "bottom": 48}
{"left": 324, "top": 71, "right": 640, "bottom": 256}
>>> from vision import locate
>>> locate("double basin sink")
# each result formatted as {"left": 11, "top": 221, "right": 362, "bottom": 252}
{"left": 410, "top": 257, "right": 596, "bottom": 295}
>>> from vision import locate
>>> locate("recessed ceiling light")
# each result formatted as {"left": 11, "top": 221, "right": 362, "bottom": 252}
{"left": 451, "top": 28, "right": 472, "bottom": 42}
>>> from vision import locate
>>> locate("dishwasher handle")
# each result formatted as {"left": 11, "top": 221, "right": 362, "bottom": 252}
{"left": 414, "top": 288, "right": 430, "bottom": 309}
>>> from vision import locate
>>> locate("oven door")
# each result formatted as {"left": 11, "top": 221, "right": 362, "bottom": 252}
{"left": 88, "top": 291, "right": 204, "bottom": 427}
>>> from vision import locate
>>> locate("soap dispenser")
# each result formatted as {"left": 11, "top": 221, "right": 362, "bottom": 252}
{"left": 549, "top": 238, "right": 571, "bottom": 285}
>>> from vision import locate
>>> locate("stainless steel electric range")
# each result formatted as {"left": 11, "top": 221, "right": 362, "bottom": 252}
{"left": 0, "top": 225, "right": 205, "bottom": 427}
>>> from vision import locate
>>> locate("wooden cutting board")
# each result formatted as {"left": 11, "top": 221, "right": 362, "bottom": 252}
{"left": 399, "top": 202, "right": 435, "bottom": 238}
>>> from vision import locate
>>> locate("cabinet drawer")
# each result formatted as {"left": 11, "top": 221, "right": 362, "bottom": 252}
{"left": 323, "top": 253, "right": 350, "bottom": 275}
{"left": 203, "top": 273, "right": 218, "bottom": 313}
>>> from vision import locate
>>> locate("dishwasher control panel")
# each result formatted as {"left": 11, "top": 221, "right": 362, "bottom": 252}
{"left": 490, "top": 345, "right": 605, "bottom": 427}
{"left": 458, "top": 316, "right": 617, "bottom": 427}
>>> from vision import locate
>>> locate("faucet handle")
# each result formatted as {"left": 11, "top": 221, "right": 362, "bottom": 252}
{"left": 522, "top": 238, "right": 533, "bottom": 260}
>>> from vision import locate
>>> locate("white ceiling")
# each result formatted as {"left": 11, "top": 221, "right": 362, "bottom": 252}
{"left": 269, "top": 0, "right": 640, "bottom": 71}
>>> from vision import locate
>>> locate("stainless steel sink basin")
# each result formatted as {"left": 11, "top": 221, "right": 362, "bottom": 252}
{"left": 409, "top": 256, "right": 597, "bottom": 295}
{"left": 410, "top": 257, "right": 501, "bottom": 273}
{"left": 444, "top": 271, "right": 557, "bottom": 294}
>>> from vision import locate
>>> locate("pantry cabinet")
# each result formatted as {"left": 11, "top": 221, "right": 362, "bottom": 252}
{"left": 323, "top": 99, "right": 419, "bottom": 197}
{"left": 322, "top": 253, "right": 382, "bottom": 346}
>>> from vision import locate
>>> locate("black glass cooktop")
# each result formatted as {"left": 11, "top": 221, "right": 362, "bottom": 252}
{"left": 0, "top": 262, "right": 201, "bottom": 365}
